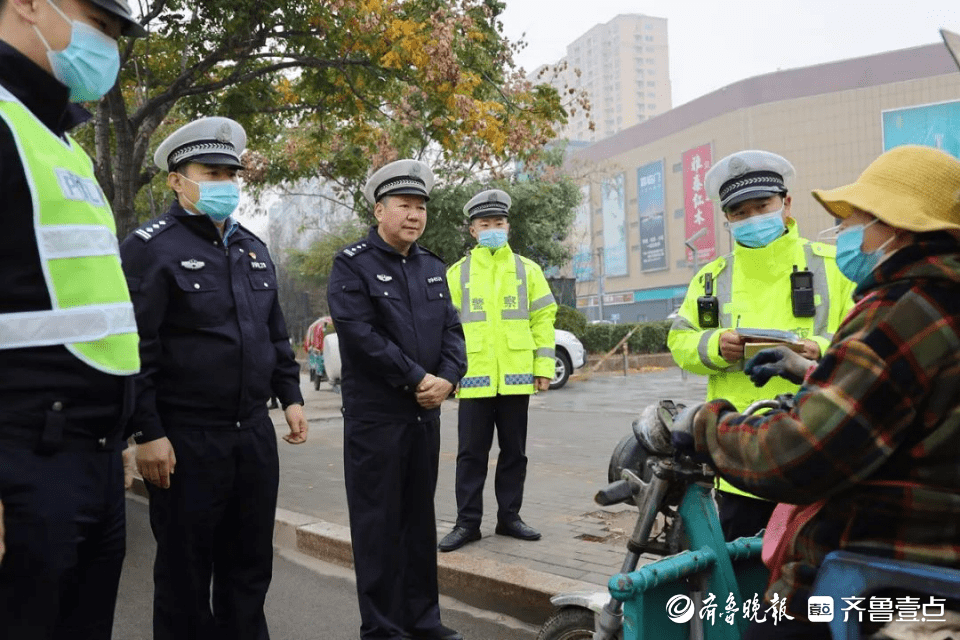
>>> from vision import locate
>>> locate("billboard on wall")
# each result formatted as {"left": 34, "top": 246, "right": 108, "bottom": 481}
{"left": 571, "top": 184, "right": 593, "bottom": 281}
{"left": 601, "top": 174, "right": 627, "bottom": 277}
{"left": 637, "top": 160, "right": 666, "bottom": 272}
{"left": 882, "top": 100, "right": 960, "bottom": 160}
{"left": 681, "top": 144, "right": 716, "bottom": 263}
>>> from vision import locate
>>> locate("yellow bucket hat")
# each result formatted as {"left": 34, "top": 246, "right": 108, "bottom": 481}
{"left": 811, "top": 145, "right": 960, "bottom": 233}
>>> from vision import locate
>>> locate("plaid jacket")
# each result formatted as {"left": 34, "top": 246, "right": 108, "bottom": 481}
{"left": 693, "top": 232, "right": 960, "bottom": 618}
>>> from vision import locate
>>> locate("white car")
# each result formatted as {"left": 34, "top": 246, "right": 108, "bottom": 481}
{"left": 323, "top": 329, "right": 586, "bottom": 391}
{"left": 552, "top": 329, "right": 586, "bottom": 390}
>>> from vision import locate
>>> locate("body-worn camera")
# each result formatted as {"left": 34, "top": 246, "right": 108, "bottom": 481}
{"left": 790, "top": 266, "right": 815, "bottom": 318}
{"left": 697, "top": 272, "right": 720, "bottom": 328}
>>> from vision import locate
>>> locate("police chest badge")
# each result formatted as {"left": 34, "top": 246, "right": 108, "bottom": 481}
{"left": 180, "top": 259, "right": 205, "bottom": 270}
{"left": 376, "top": 274, "right": 393, "bottom": 282}
{"left": 250, "top": 261, "right": 268, "bottom": 270}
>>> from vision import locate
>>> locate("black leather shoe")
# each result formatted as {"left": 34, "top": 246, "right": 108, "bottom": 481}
{"left": 438, "top": 526, "right": 481, "bottom": 552}
{"left": 402, "top": 624, "right": 463, "bottom": 640}
{"left": 495, "top": 519, "right": 541, "bottom": 541}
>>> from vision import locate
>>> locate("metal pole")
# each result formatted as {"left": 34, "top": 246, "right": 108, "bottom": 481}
{"left": 596, "top": 247, "right": 606, "bottom": 322}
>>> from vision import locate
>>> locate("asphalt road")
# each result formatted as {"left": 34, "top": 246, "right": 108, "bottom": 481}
{"left": 114, "top": 497, "right": 538, "bottom": 640}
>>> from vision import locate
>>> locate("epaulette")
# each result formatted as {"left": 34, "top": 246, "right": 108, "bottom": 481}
{"left": 418, "top": 244, "right": 444, "bottom": 262}
{"left": 234, "top": 222, "right": 267, "bottom": 246}
{"left": 132, "top": 215, "right": 176, "bottom": 242}
{"left": 808, "top": 241, "right": 836, "bottom": 258}
{"left": 341, "top": 240, "right": 372, "bottom": 258}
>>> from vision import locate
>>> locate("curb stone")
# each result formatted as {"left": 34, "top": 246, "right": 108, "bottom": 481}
{"left": 130, "top": 478, "right": 598, "bottom": 625}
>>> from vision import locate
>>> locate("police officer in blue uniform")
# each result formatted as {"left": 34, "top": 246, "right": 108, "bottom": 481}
{"left": 119, "top": 117, "right": 308, "bottom": 640}
{"left": 328, "top": 159, "right": 467, "bottom": 640}
{"left": 0, "top": 0, "right": 146, "bottom": 637}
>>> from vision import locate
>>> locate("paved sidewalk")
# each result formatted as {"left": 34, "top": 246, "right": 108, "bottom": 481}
{"left": 263, "top": 366, "right": 709, "bottom": 622}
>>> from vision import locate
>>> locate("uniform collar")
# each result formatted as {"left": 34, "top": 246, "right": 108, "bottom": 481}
{"left": 470, "top": 243, "right": 513, "bottom": 264}
{"left": 731, "top": 217, "right": 801, "bottom": 271}
{"left": 168, "top": 200, "right": 244, "bottom": 244}
{"left": 367, "top": 225, "right": 424, "bottom": 258}
{"left": 0, "top": 40, "right": 91, "bottom": 136}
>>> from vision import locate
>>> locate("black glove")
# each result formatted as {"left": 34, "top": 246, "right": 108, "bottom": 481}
{"left": 744, "top": 346, "right": 814, "bottom": 387}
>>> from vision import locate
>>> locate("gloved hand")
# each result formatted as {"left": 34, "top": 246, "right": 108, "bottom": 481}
{"left": 744, "top": 346, "right": 815, "bottom": 387}
{"left": 635, "top": 400, "right": 703, "bottom": 457}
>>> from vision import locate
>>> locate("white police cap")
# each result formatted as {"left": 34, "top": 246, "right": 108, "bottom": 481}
{"left": 362, "top": 159, "right": 435, "bottom": 206}
{"left": 704, "top": 150, "right": 796, "bottom": 211}
{"left": 154, "top": 117, "right": 246, "bottom": 172}
{"left": 463, "top": 189, "right": 512, "bottom": 220}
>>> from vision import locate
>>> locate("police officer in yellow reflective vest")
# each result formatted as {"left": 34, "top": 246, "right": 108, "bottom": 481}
{"left": 0, "top": 0, "right": 147, "bottom": 636}
{"left": 439, "top": 189, "right": 558, "bottom": 552}
{"left": 668, "top": 150, "right": 856, "bottom": 541}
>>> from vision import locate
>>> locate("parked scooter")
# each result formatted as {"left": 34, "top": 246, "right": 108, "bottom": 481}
{"left": 538, "top": 397, "right": 960, "bottom": 640}
{"left": 536, "top": 399, "right": 770, "bottom": 640}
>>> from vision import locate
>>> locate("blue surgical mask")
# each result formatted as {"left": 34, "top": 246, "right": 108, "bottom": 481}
{"left": 181, "top": 176, "right": 240, "bottom": 222}
{"left": 478, "top": 228, "right": 508, "bottom": 249}
{"left": 728, "top": 209, "right": 786, "bottom": 248}
{"left": 34, "top": 0, "right": 121, "bottom": 103}
{"left": 835, "top": 220, "right": 893, "bottom": 285}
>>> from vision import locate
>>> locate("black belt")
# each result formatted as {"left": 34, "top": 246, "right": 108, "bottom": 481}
{"left": 0, "top": 409, "right": 120, "bottom": 454}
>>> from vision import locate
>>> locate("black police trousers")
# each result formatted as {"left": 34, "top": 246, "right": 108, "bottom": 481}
{"left": 344, "top": 416, "right": 442, "bottom": 640}
{"left": 0, "top": 439, "right": 125, "bottom": 640}
{"left": 146, "top": 415, "right": 279, "bottom": 640}
{"left": 455, "top": 394, "right": 530, "bottom": 529}
{"left": 717, "top": 490, "right": 777, "bottom": 541}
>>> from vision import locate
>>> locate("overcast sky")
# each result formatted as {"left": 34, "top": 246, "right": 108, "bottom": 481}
{"left": 499, "top": 0, "right": 960, "bottom": 107}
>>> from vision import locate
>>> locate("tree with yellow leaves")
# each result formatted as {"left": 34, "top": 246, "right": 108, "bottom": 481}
{"left": 80, "top": 0, "right": 588, "bottom": 239}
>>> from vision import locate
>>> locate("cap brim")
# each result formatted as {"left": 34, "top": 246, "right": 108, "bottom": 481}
{"left": 379, "top": 187, "right": 430, "bottom": 202}
{"left": 174, "top": 153, "right": 244, "bottom": 170}
{"left": 469, "top": 210, "right": 509, "bottom": 220}
{"left": 722, "top": 189, "right": 783, "bottom": 210}
{"left": 811, "top": 183, "right": 960, "bottom": 233}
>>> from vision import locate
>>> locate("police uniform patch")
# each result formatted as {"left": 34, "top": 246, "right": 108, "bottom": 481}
{"left": 133, "top": 215, "right": 176, "bottom": 242}
{"left": 376, "top": 274, "right": 392, "bottom": 282}
{"left": 180, "top": 259, "right": 205, "bottom": 270}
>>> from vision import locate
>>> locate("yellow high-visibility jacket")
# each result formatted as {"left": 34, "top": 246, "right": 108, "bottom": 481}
{"left": 668, "top": 219, "right": 856, "bottom": 497}
{"left": 447, "top": 245, "right": 557, "bottom": 398}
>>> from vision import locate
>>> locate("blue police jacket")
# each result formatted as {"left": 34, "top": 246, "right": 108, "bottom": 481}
{"left": 327, "top": 227, "right": 467, "bottom": 422}
{"left": 120, "top": 202, "right": 303, "bottom": 443}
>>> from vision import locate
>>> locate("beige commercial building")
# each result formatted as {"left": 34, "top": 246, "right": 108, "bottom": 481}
{"left": 564, "top": 43, "right": 960, "bottom": 322}
{"left": 534, "top": 14, "right": 672, "bottom": 143}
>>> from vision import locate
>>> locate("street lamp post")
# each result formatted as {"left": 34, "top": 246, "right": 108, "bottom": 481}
{"left": 684, "top": 227, "right": 708, "bottom": 275}
{"left": 596, "top": 247, "right": 605, "bottom": 322}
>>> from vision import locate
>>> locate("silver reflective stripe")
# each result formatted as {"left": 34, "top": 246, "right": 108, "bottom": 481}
{"left": 501, "top": 254, "right": 530, "bottom": 320}
{"left": 671, "top": 315, "right": 697, "bottom": 332}
{"left": 714, "top": 257, "right": 733, "bottom": 328}
{"left": 39, "top": 225, "right": 120, "bottom": 259}
{"left": 458, "top": 255, "right": 486, "bottom": 323}
{"left": 697, "top": 329, "right": 725, "bottom": 371}
{"left": 0, "top": 303, "right": 137, "bottom": 350}
{"left": 460, "top": 375, "right": 491, "bottom": 388}
{"left": 530, "top": 292, "right": 555, "bottom": 312}
{"left": 804, "top": 243, "right": 832, "bottom": 338}
{"left": 536, "top": 347, "right": 555, "bottom": 358}
{"left": 505, "top": 373, "right": 534, "bottom": 385}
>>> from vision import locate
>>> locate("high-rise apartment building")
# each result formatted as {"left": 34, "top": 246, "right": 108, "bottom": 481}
{"left": 534, "top": 14, "right": 672, "bottom": 143}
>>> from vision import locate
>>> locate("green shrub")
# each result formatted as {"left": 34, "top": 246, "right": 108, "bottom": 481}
{"left": 581, "top": 320, "right": 672, "bottom": 354}
{"left": 554, "top": 304, "right": 587, "bottom": 338}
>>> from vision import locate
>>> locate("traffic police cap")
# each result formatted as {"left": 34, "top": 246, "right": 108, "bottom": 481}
{"left": 363, "top": 159, "right": 434, "bottom": 205}
{"left": 464, "top": 189, "right": 512, "bottom": 220}
{"left": 705, "top": 150, "right": 795, "bottom": 211}
{"left": 89, "top": 0, "right": 148, "bottom": 37}
{"left": 154, "top": 117, "right": 246, "bottom": 172}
